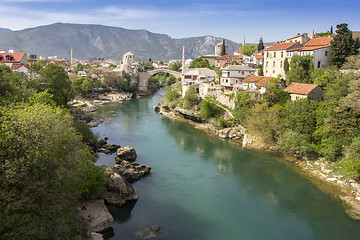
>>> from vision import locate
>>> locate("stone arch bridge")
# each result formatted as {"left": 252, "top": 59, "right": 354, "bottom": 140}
{"left": 138, "top": 69, "right": 182, "bottom": 92}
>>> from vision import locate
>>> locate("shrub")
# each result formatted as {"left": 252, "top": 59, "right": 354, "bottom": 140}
{"left": 278, "top": 130, "right": 316, "bottom": 158}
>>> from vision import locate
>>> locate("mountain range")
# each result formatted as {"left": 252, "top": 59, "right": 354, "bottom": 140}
{"left": 0, "top": 23, "right": 243, "bottom": 61}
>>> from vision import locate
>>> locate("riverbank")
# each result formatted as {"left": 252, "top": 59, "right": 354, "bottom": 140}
{"left": 157, "top": 103, "right": 360, "bottom": 220}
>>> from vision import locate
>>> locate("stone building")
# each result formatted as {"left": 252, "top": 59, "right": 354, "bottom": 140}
{"left": 215, "top": 40, "right": 228, "bottom": 56}
{"left": 284, "top": 82, "right": 323, "bottom": 101}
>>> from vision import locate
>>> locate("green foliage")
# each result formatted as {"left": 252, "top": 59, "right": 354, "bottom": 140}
{"left": 183, "top": 87, "right": 198, "bottom": 109}
{"left": 257, "top": 64, "right": 264, "bottom": 76}
{"left": 284, "top": 58, "right": 290, "bottom": 74}
{"left": 0, "top": 103, "right": 106, "bottom": 239}
{"left": 73, "top": 63, "right": 84, "bottom": 74}
{"left": 282, "top": 98, "right": 319, "bottom": 138}
{"left": 39, "top": 63, "right": 73, "bottom": 106}
{"left": 241, "top": 44, "right": 257, "bottom": 56}
{"left": 278, "top": 130, "right": 316, "bottom": 158}
{"left": 221, "top": 39, "right": 226, "bottom": 56}
{"left": 29, "top": 59, "right": 47, "bottom": 73}
{"left": 286, "top": 55, "right": 313, "bottom": 84}
{"left": 74, "top": 121, "right": 98, "bottom": 150}
{"left": 140, "top": 60, "right": 154, "bottom": 70}
{"left": 199, "top": 100, "right": 222, "bottom": 120}
{"left": 189, "top": 57, "right": 211, "bottom": 69}
{"left": 258, "top": 38, "right": 264, "bottom": 52}
{"left": 72, "top": 77, "right": 94, "bottom": 96}
{"left": 262, "top": 84, "right": 290, "bottom": 106}
{"left": 165, "top": 88, "right": 181, "bottom": 102}
{"left": 318, "top": 31, "right": 331, "bottom": 37}
{"left": 168, "top": 62, "right": 182, "bottom": 71}
{"left": 232, "top": 92, "right": 253, "bottom": 124}
{"left": 330, "top": 23, "right": 357, "bottom": 68}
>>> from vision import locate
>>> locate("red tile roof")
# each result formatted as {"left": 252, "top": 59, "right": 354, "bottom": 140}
{"left": 235, "top": 49, "right": 242, "bottom": 53}
{"left": 284, "top": 82, "right": 320, "bottom": 95}
{"left": 305, "top": 37, "right": 333, "bottom": 47}
{"left": 255, "top": 54, "right": 264, "bottom": 59}
{"left": 243, "top": 75, "right": 272, "bottom": 84}
{"left": 255, "top": 77, "right": 281, "bottom": 87}
{"left": 216, "top": 55, "right": 240, "bottom": 60}
{"left": 0, "top": 53, "right": 25, "bottom": 63}
{"left": 265, "top": 42, "right": 302, "bottom": 51}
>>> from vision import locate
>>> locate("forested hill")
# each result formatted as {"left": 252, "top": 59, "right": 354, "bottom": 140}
{"left": 0, "top": 23, "right": 241, "bottom": 61}
{"left": 0, "top": 28, "right": 11, "bottom": 34}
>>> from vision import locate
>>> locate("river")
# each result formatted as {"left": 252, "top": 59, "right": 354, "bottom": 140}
{"left": 92, "top": 89, "right": 360, "bottom": 240}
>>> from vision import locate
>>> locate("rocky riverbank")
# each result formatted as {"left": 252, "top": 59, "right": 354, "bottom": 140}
{"left": 156, "top": 102, "right": 360, "bottom": 220}
{"left": 76, "top": 137, "right": 151, "bottom": 239}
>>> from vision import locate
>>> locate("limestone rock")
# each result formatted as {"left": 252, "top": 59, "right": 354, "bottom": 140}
{"left": 90, "top": 232, "right": 104, "bottom": 240}
{"left": 134, "top": 225, "right": 163, "bottom": 239}
{"left": 101, "top": 167, "right": 138, "bottom": 206}
{"left": 97, "top": 137, "right": 120, "bottom": 154}
{"left": 115, "top": 146, "right": 137, "bottom": 162}
{"left": 114, "top": 161, "right": 151, "bottom": 182}
{"left": 77, "top": 199, "right": 113, "bottom": 233}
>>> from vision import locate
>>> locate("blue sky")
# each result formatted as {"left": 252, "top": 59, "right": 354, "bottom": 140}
{"left": 0, "top": 0, "right": 359, "bottom": 43}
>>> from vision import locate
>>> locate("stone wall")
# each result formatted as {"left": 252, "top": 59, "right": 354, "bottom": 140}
{"left": 215, "top": 94, "right": 236, "bottom": 109}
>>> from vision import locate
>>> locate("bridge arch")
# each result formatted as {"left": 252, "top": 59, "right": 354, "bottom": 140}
{"left": 138, "top": 69, "right": 182, "bottom": 92}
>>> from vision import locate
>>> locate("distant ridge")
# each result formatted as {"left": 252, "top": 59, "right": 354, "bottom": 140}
{"left": 0, "top": 28, "right": 11, "bottom": 35}
{"left": 0, "top": 23, "right": 242, "bottom": 61}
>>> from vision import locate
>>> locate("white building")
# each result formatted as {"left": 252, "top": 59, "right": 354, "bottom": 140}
{"left": 182, "top": 68, "right": 216, "bottom": 97}
{"left": 220, "top": 65, "right": 256, "bottom": 93}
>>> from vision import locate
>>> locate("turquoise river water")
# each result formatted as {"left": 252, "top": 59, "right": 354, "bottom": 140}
{"left": 92, "top": 89, "right": 360, "bottom": 240}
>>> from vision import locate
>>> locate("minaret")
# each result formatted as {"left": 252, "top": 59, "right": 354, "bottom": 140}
{"left": 182, "top": 46, "right": 185, "bottom": 75}
{"left": 70, "top": 47, "right": 74, "bottom": 65}
{"left": 243, "top": 36, "right": 245, "bottom": 46}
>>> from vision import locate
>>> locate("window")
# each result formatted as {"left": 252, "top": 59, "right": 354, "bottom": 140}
{"left": 241, "top": 71, "right": 244, "bottom": 75}
{"left": 6, "top": 55, "right": 12, "bottom": 61}
{"left": 281, "top": 52, "right": 283, "bottom": 58}
{"left": 273, "top": 61, "right": 275, "bottom": 67}
{"left": 325, "top": 51, "right": 328, "bottom": 56}
{"left": 266, "top": 61, "right": 268, "bottom": 67}
{"left": 280, "top": 61, "right": 283, "bottom": 68}
{"left": 317, "top": 61, "right": 321, "bottom": 68}
{"left": 274, "top": 52, "right": 276, "bottom": 58}
{"left": 267, "top": 52, "right": 269, "bottom": 58}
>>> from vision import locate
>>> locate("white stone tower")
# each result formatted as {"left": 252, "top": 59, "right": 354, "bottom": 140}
{"left": 122, "top": 52, "right": 134, "bottom": 73}
{"left": 70, "top": 47, "right": 74, "bottom": 65}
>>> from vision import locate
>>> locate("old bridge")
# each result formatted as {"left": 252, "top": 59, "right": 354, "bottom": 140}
{"left": 138, "top": 69, "right": 182, "bottom": 92}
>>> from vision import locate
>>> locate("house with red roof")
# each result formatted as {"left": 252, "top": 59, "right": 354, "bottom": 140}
{"left": 215, "top": 55, "right": 242, "bottom": 68}
{"left": 220, "top": 65, "right": 256, "bottom": 93}
{"left": 240, "top": 75, "right": 284, "bottom": 94}
{"left": 284, "top": 82, "right": 323, "bottom": 101}
{"left": 287, "top": 37, "right": 333, "bottom": 69}
{"left": 0, "top": 52, "right": 27, "bottom": 65}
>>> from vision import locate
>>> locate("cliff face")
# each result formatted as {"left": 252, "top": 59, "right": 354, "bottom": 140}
{"left": 0, "top": 23, "right": 241, "bottom": 61}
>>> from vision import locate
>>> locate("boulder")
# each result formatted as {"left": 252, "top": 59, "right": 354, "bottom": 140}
{"left": 101, "top": 167, "right": 138, "bottom": 206}
{"left": 113, "top": 161, "right": 151, "bottom": 182}
{"left": 97, "top": 138, "right": 121, "bottom": 154}
{"left": 134, "top": 225, "right": 163, "bottom": 239}
{"left": 90, "top": 232, "right": 104, "bottom": 240}
{"left": 77, "top": 199, "right": 113, "bottom": 233}
{"left": 115, "top": 146, "right": 137, "bottom": 162}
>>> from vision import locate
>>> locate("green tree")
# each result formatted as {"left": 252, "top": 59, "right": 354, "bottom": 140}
{"left": 183, "top": 87, "right": 198, "bottom": 109}
{"left": 278, "top": 130, "right": 316, "bottom": 158}
{"left": 168, "top": 62, "right": 182, "bottom": 71}
{"left": 286, "top": 55, "right": 313, "bottom": 84}
{"left": 221, "top": 39, "right": 226, "bottom": 56}
{"left": 257, "top": 64, "right": 264, "bottom": 76}
{"left": 284, "top": 58, "right": 290, "bottom": 74}
{"left": 257, "top": 37, "right": 264, "bottom": 51}
{"left": 81, "top": 78, "right": 94, "bottom": 94}
{"left": 73, "top": 63, "right": 84, "bottom": 74}
{"left": 242, "top": 45, "right": 257, "bottom": 56}
{"left": 330, "top": 23, "right": 357, "bottom": 68}
{"left": 199, "top": 100, "right": 222, "bottom": 120}
{"left": 140, "top": 60, "right": 154, "bottom": 70}
{"left": 0, "top": 103, "right": 106, "bottom": 239}
{"left": 262, "top": 83, "right": 290, "bottom": 106}
{"left": 189, "top": 57, "right": 210, "bottom": 69}
{"left": 39, "top": 63, "right": 73, "bottom": 106}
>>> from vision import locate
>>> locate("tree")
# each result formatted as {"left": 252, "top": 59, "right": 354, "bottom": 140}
{"left": 168, "top": 62, "right": 182, "bottom": 71}
{"left": 278, "top": 130, "right": 315, "bottom": 158}
{"left": 220, "top": 39, "right": 226, "bottom": 56}
{"left": 241, "top": 45, "right": 257, "bottom": 56}
{"left": 330, "top": 23, "right": 357, "bottom": 68}
{"left": 0, "top": 103, "right": 106, "bottom": 239}
{"left": 284, "top": 58, "right": 290, "bottom": 74}
{"left": 262, "top": 82, "right": 290, "bottom": 106}
{"left": 183, "top": 87, "right": 198, "bottom": 109}
{"left": 330, "top": 26, "right": 333, "bottom": 35}
{"left": 257, "top": 37, "right": 264, "bottom": 51}
{"left": 257, "top": 64, "right": 264, "bottom": 76}
{"left": 189, "top": 57, "right": 210, "bottom": 69}
{"left": 286, "top": 55, "right": 313, "bottom": 84}
{"left": 39, "top": 63, "right": 73, "bottom": 106}
{"left": 199, "top": 100, "right": 222, "bottom": 120}
{"left": 73, "top": 63, "right": 83, "bottom": 74}
{"left": 140, "top": 60, "right": 154, "bottom": 70}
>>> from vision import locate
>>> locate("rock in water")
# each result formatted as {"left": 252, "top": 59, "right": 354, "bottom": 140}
{"left": 134, "top": 225, "right": 162, "bottom": 239}
{"left": 113, "top": 161, "right": 151, "bottom": 182}
{"left": 115, "top": 146, "right": 137, "bottom": 162}
{"left": 101, "top": 167, "right": 138, "bottom": 206}
{"left": 76, "top": 199, "right": 113, "bottom": 233}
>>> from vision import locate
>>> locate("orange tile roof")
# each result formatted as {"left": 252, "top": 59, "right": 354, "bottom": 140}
{"left": 255, "top": 77, "right": 280, "bottom": 87}
{"left": 265, "top": 42, "right": 302, "bottom": 51}
{"left": 305, "top": 37, "right": 333, "bottom": 47}
{"left": 0, "top": 53, "right": 25, "bottom": 63}
{"left": 284, "top": 82, "right": 320, "bottom": 95}
{"left": 235, "top": 49, "right": 242, "bottom": 53}
{"left": 216, "top": 55, "right": 240, "bottom": 60}
{"left": 255, "top": 54, "right": 264, "bottom": 59}
{"left": 242, "top": 75, "right": 270, "bottom": 83}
